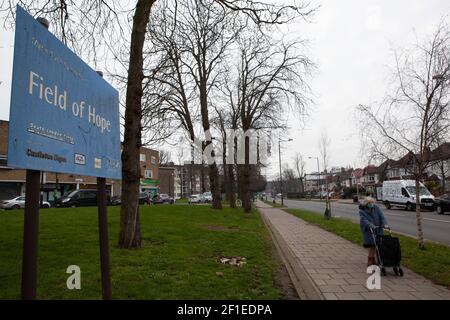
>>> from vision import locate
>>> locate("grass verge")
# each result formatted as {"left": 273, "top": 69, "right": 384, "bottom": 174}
{"left": 284, "top": 208, "right": 450, "bottom": 289}
{"left": 0, "top": 205, "right": 280, "bottom": 299}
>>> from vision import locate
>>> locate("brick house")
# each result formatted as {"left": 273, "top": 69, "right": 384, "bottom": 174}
{"left": 158, "top": 166, "right": 175, "bottom": 197}
{"left": 360, "top": 165, "right": 382, "bottom": 192}
{"left": 137, "top": 146, "right": 160, "bottom": 196}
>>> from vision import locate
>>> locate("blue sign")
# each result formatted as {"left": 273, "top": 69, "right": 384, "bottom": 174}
{"left": 7, "top": 6, "right": 121, "bottom": 179}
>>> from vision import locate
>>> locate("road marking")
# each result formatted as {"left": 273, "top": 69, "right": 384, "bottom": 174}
{"left": 423, "top": 218, "right": 450, "bottom": 224}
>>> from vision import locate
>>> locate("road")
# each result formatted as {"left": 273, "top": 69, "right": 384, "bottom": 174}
{"left": 270, "top": 198, "right": 450, "bottom": 246}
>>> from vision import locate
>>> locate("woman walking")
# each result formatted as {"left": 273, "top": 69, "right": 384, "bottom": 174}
{"left": 359, "top": 196, "right": 389, "bottom": 266}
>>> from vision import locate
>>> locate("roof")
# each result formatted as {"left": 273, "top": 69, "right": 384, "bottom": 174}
{"left": 363, "top": 165, "right": 381, "bottom": 175}
{"left": 378, "top": 159, "right": 400, "bottom": 171}
{"left": 352, "top": 168, "right": 363, "bottom": 178}
{"left": 429, "top": 143, "right": 450, "bottom": 161}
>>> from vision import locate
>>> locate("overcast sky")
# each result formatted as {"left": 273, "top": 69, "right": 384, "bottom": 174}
{"left": 0, "top": 0, "right": 449, "bottom": 180}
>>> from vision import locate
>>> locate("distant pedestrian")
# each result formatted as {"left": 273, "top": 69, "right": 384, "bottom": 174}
{"left": 359, "top": 196, "right": 389, "bottom": 266}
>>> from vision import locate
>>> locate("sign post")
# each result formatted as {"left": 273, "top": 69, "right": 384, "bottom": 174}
{"left": 8, "top": 6, "right": 121, "bottom": 299}
{"left": 21, "top": 170, "right": 41, "bottom": 299}
{"left": 95, "top": 71, "right": 112, "bottom": 300}
{"left": 97, "top": 176, "right": 111, "bottom": 299}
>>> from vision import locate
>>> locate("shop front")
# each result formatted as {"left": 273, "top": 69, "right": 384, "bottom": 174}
{"left": 140, "top": 178, "right": 159, "bottom": 196}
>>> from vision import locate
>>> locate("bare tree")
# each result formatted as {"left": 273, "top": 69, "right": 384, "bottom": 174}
{"left": 159, "top": 149, "right": 172, "bottom": 166}
{"left": 293, "top": 153, "right": 306, "bottom": 193}
{"left": 223, "top": 27, "right": 314, "bottom": 212}
{"left": 357, "top": 22, "right": 450, "bottom": 249}
{"left": 318, "top": 131, "right": 331, "bottom": 219}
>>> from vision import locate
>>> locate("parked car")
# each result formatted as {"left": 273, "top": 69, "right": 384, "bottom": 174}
{"left": 434, "top": 193, "right": 450, "bottom": 215}
{"left": 202, "top": 191, "right": 212, "bottom": 203}
{"left": 382, "top": 180, "right": 435, "bottom": 211}
{"left": 0, "top": 196, "right": 51, "bottom": 209}
{"left": 56, "top": 189, "right": 111, "bottom": 207}
{"left": 314, "top": 191, "right": 328, "bottom": 198}
{"left": 188, "top": 194, "right": 204, "bottom": 204}
{"left": 152, "top": 194, "right": 174, "bottom": 204}
{"left": 110, "top": 195, "right": 121, "bottom": 206}
{"left": 138, "top": 192, "right": 151, "bottom": 205}
{"left": 340, "top": 191, "right": 353, "bottom": 199}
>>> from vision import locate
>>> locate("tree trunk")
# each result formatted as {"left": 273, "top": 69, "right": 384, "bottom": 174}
{"left": 415, "top": 178, "right": 425, "bottom": 249}
{"left": 199, "top": 76, "right": 221, "bottom": 209}
{"left": 222, "top": 141, "right": 230, "bottom": 202}
{"left": 234, "top": 136, "right": 242, "bottom": 202}
{"left": 440, "top": 161, "right": 446, "bottom": 193}
{"left": 118, "top": 0, "right": 155, "bottom": 249}
{"left": 241, "top": 164, "right": 252, "bottom": 212}
{"left": 236, "top": 165, "right": 243, "bottom": 201}
{"left": 209, "top": 161, "right": 222, "bottom": 209}
{"left": 299, "top": 177, "right": 304, "bottom": 193}
{"left": 242, "top": 136, "right": 252, "bottom": 213}
{"left": 228, "top": 164, "right": 236, "bottom": 208}
{"left": 201, "top": 161, "right": 206, "bottom": 193}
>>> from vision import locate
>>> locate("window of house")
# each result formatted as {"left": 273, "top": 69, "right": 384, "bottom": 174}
{"left": 151, "top": 156, "right": 156, "bottom": 164}
{"left": 0, "top": 155, "right": 7, "bottom": 167}
{"left": 144, "top": 169, "right": 153, "bottom": 179}
{"left": 140, "top": 154, "right": 146, "bottom": 162}
{"left": 368, "top": 175, "right": 375, "bottom": 182}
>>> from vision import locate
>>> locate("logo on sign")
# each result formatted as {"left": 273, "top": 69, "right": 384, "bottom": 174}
{"left": 74, "top": 153, "right": 85, "bottom": 165}
{"left": 108, "top": 158, "right": 120, "bottom": 169}
{"left": 94, "top": 157, "right": 102, "bottom": 169}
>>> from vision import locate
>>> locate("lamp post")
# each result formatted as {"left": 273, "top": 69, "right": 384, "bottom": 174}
{"left": 278, "top": 138, "right": 293, "bottom": 206}
{"left": 308, "top": 156, "right": 321, "bottom": 200}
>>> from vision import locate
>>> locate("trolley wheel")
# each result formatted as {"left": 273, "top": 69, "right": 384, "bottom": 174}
{"left": 381, "top": 267, "right": 387, "bottom": 276}
{"left": 393, "top": 267, "right": 399, "bottom": 276}
{"left": 398, "top": 268, "right": 404, "bottom": 277}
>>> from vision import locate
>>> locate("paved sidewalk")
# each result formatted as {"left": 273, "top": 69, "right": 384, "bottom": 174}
{"left": 257, "top": 201, "right": 450, "bottom": 300}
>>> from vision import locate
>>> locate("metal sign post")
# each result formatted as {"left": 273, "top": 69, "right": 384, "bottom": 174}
{"left": 21, "top": 169, "right": 41, "bottom": 299}
{"left": 95, "top": 71, "right": 112, "bottom": 300}
{"left": 97, "top": 177, "right": 112, "bottom": 299}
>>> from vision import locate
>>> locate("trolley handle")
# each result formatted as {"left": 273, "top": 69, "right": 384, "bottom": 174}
{"left": 370, "top": 225, "right": 392, "bottom": 234}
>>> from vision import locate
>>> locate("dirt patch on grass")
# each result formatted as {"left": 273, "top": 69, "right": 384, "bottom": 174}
{"left": 205, "top": 225, "right": 240, "bottom": 233}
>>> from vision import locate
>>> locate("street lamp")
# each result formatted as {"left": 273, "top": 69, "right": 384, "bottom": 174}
{"left": 308, "top": 156, "right": 321, "bottom": 200}
{"left": 278, "top": 138, "right": 293, "bottom": 207}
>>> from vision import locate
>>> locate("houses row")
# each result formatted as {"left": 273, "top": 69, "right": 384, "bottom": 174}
{"left": 303, "top": 143, "right": 450, "bottom": 194}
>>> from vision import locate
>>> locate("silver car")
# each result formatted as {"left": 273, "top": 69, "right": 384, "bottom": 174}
{"left": 0, "top": 196, "right": 51, "bottom": 210}
{"left": 202, "top": 192, "right": 212, "bottom": 203}
{"left": 188, "top": 194, "right": 204, "bottom": 204}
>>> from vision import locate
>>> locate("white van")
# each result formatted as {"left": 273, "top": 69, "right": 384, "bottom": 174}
{"left": 382, "top": 180, "right": 435, "bottom": 211}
